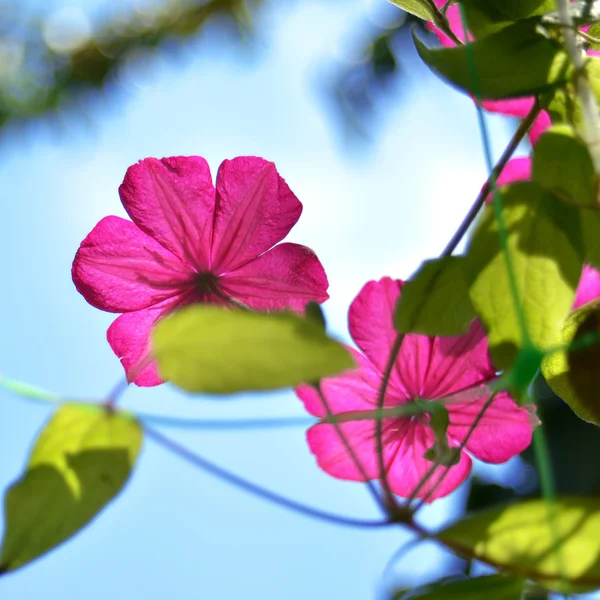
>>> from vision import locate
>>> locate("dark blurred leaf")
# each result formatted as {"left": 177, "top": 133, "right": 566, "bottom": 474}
{"left": 466, "top": 478, "right": 519, "bottom": 513}
{"left": 0, "top": 0, "right": 260, "bottom": 130}
{"left": 392, "top": 574, "right": 524, "bottom": 599}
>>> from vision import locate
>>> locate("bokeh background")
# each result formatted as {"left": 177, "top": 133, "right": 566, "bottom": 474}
{"left": 1, "top": 0, "right": 596, "bottom": 598}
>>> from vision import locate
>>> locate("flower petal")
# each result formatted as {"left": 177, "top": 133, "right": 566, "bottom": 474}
{"left": 218, "top": 243, "right": 329, "bottom": 311}
{"left": 485, "top": 157, "right": 531, "bottom": 203}
{"left": 573, "top": 264, "right": 600, "bottom": 310}
{"left": 348, "top": 277, "right": 407, "bottom": 396}
{"left": 107, "top": 290, "right": 219, "bottom": 387}
{"left": 107, "top": 294, "right": 187, "bottom": 387}
{"left": 306, "top": 419, "right": 398, "bottom": 482}
{"left": 385, "top": 423, "right": 473, "bottom": 501}
{"left": 296, "top": 348, "right": 391, "bottom": 417}
{"left": 447, "top": 391, "right": 534, "bottom": 463}
{"left": 398, "top": 320, "right": 495, "bottom": 399}
{"left": 72, "top": 215, "right": 194, "bottom": 312}
{"left": 307, "top": 419, "right": 472, "bottom": 501}
{"left": 211, "top": 157, "right": 302, "bottom": 272}
{"left": 119, "top": 156, "right": 216, "bottom": 270}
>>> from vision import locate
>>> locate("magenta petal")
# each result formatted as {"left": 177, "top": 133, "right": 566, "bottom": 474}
{"left": 119, "top": 156, "right": 216, "bottom": 270}
{"left": 107, "top": 292, "right": 200, "bottom": 387}
{"left": 447, "top": 391, "right": 533, "bottom": 463}
{"left": 210, "top": 157, "right": 302, "bottom": 272}
{"left": 307, "top": 419, "right": 472, "bottom": 501}
{"left": 306, "top": 419, "right": 396, "bottom": 482}
{"left": 385, "top": 423, "right": 473, "bottom": 501}
{"left": 348, "top": 277, "right": 406, "bottom": 393}
{"left": 573, "top": 265, "right": 600, "bottom": 310}
{"left": 486, "top": 157, "right": 531, "bottom": 203}
{"left": 218, "top": 243, "right": 329, "bottom": 311}
{"left": 398, "top": 320, "right": 495, "bottom": 399}
{"left": 296, "top": 348, "right": 401, "bottom": 417}
{"left": 425, "top": 4, "right": 466, "bottom": 46}
{"left": 529, "top": 111, "right": 551, "bottom": 145}
{"left": 72, "top": 216, "right": 194, "bottom": 312}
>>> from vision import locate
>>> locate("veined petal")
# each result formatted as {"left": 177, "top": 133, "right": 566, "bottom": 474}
{"left": 218, "top": 243, "right": 329, "bottom": 311}
{"left": 385, "top": 423, "right": 472, "bottom": 501}
{"left": 107, "top": 293, "right": 192, "bottom": 387}
{"left": 72, "top": 215, "right": 193, "bottom": 312}
{"left": 447, "top": 390, "right": 534, "bottom": 463}
{"left": 573, "top": 265, "right": 600, "bottom": 310}
{"left": 211, "top": 157, "right": 302, "bottom": 272}
{"left": 399, "top": 320, "right": 495, "bottom": 399}
{"left": 307, "top": 418, "right": 471, "bottom": 501}
{"left": 119, "top": 156, "right": 215, "bottom": 270}
{"left": 107, "top": 290, "right": 225, "bottom": 387}
{"left": 296, "top": 348, "right": 399, "bottom": 418}
{"left": 348, "top": 277, "right": 407, "bottom": 396}
{"left": 306, "top": 418, "right": 403, "bottom": 482}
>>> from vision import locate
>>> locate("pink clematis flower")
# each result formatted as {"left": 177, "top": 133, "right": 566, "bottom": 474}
{"left": 296, "top": 278, "right": 533, "bottom": 502}
{"left": 73, "top": 156, "right": 329, "bottom": 386}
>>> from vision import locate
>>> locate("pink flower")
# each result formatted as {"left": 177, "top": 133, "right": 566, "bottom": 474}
{"left": 73, "top": 156, "right": 329, "bottom": 386}
{"left": 296, "top": 278, "right": 533, "bottom": 502}
{"left": 573, "top": 265, "right": 600, "bottom": 310}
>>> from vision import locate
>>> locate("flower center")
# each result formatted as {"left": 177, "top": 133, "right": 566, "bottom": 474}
{"left": 195, "top": 272, "right": 220, "bottom": 295}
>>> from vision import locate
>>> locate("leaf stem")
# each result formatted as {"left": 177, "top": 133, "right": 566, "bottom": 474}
{"left": 556, "top": 0, "right": 600, "bottom": 180}
{"left": 424, "top": 0, "right": 462, "bottom": 46}
{"left": 316, "top": 383, "right": 388, "bottom": 513}
{"left": 144, "top": 424, "right": 392, "bottom": 529}
{"left": 374, "top": 333, "right": 405, "bottom": 514}
{"left": 441, "top": 99, "right": 542, "bottom": 258}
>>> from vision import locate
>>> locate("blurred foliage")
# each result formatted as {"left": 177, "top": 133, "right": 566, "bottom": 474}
{"left": 324, "top": 9, "right": 428, "bottom": 139}
{"left": 0, "top": 0, "right": 260, "bottom": 129}
{"left": 0, "top": 0, "right": 427, "bottom": 137}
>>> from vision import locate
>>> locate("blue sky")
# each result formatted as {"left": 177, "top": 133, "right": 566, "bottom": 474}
{"left": 0, "top": 1, "right": 526, "bottom": 598}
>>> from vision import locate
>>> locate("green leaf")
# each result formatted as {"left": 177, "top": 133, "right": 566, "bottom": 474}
{"left": 414, "top": 20, "right": 569, "bottom": 99}
{"left": 0, "top": 404, "right": 142, "bottom": 573}
{"left": 394, "top": 257, "right": 476, "bottom": 336}
{"left": 464, "top": 182, "right": 584, "bottom": 370}
{"left": 587, "top": 22, "right": 600, "bottom": 50}
{"left": 438, "top": 497, "right": 600, "bottom": 592}
{"left": 386, "top": 0, "right": 436, "bottom": 20}
{"left": 533, "top": 124, "right": 597, "bottom": 206}
{"left": 547, "top": 57, "right": 600, "bottom": 126}
{"left": 461, "top": 0, "right": 555, "bottom": 38}
{"left": 583, "top": 210, "right": 600, "bottom": 270}
{"left": 542, "top": 304, "right": 600, "bottom": 425}
{"left": 152, "top": 305, "right": 354, "bottom": 394}
{"left": 392, "top": 574, "right": 524, "bottom": 599}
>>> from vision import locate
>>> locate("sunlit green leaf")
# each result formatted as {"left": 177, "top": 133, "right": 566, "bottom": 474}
{"left": 392, "top": 574, "right": 524, "bottom": 599}
{"left": 461, "top": 0, "right": 555, "bottom": 37}
{"left": 0, "top": 404, "right": 142, "bottom": 573}
{"left": 464, "top": 182, "right": 584, "bottom": 370}
{"left": 386, "top": 0, "right": 436, "bottom": 20}
{"left": 542, "top": 303, "right": 600, "bottom": 425}
{"left": 533, "top": 124, "right": 597, "bottom": 206}
{"left": 547, "top": 58, "right": 600, "bottom": 126}
{"left": 414, "top": 21, "right": 569, "bottom": 99}
{"left": 394, "top": 257, "right": 476, "bottom": 336}
{"left": 438, "top": 497, "right": 600, "bottom": 592}
{"left": 152, "top": 305, "right": 354, "bottom": 394}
